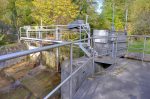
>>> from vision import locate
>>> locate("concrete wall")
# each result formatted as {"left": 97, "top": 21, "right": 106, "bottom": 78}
{"left": 94, "top": 32, "right": 127, "bottom": 57}
{"left": 0, "top": 43, "right": 28, "bottom": 69}
{"left": 61, "top": 57, "right": 94, "bottom": 99}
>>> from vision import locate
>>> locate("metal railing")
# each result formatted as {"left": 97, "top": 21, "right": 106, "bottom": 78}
{"left": 0, "top": 34, "right": 149, "bottom": 99}
{"left": 19, "top": 24, "right": 91, "bottom": 46}
{"left": 127, "top": 35, "right": 150, "bottom": 62}
{"left": 0, "top": 35, "right": 125, "bottom": 99}
{"left": 0, "top": 37, "right": 96, "bottom": 99}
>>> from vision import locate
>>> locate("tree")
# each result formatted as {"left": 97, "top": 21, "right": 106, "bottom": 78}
{"left": 72, "top": 0, "right": 101, "bottom": 29}
{"left": 31, "top": 0, "right": 79, "bottom": 25}
{"left": 129, "top": 0, "right": 150, "bottom": 35}
{"left": 16, "top": 0, "right": 33, "bottom": 26}
{"left": 100, "top": 0, "right": 126, "bottom": 31}
{"left": 7, "top": 0, "right": 18, "bottom": 30}
{"left": 0, "top": 0, "right": 8, "bottom": 19}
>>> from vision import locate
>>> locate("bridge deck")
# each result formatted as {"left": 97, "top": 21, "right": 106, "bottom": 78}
{"left": 73, "top": 59, "right": 150, "bottom": 99}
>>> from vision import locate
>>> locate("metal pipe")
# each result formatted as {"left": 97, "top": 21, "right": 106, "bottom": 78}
{"left": 142, "top": 37, "right": 146, "bottom": 62}
{"left": 0, "top": 42, "right": 70, "bottom": 62}
{"left": 115, "top": 36, "right": 118, "bottom": 64}
{"left": 111, "top": 1, "right": 115, "bottom": 31}
{"left": 0, "top": 38, "right": 93, "bottom": 62}
{"left": 127, "top": 36, "right": 130, "bottom": 56}
{"left": 80, "top": 25, "right": 82, "bottom": 41}
{"left": 70, "top": 44, "right": 73, "bottom": 99}
{"left": 92, "top": 39, "right": 95, "bottom": 75}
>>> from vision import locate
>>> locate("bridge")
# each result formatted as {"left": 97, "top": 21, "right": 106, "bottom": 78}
{"left": 0, "top": 20, "right": 150, "bottom": 99}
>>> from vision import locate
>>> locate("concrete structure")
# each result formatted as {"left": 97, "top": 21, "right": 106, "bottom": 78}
{"left": 93, "top": 30, "right": 127, "bottom": 57}
{"left": 1, "top": 20, "right": 150, "bottom": 99}
{"left": 0, "top": 35, "right": 150, "bottom": 99}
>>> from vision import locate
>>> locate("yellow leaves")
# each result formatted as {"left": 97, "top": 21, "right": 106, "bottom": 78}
{"left": 32, "top": 0, "right": 79, "bottom": 25}
{"left": 114, "top": 16, "right": 124, "bottom": 31}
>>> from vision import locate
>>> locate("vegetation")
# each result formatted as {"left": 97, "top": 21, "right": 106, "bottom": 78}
{"left": 0, "top": 0, "right": 100, "bottom": 30}
{"left": 129, "top": 0, "right": 150, "bottom": 35}
{"left": 128, "top": 38, "right": 150, "bottom": 54}
{"left": 0, "top": 0, "right": 150, "bottom": 44}
{"left": 0, "top": 0, "right": 101, "bottom": 45}
{"left": 100, "top": 0, "right": 150, "bottom": 35}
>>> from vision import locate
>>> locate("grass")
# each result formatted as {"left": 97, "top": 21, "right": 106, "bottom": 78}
{"left": 128, "top": 39, "right": 150, "bottom": 54}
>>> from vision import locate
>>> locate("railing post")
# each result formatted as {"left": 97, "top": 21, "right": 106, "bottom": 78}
{"left": 142, "top": 36, "right": 146, "bottom": 62}
{"left": 56, "top": 26, "right": 59, "bottom": 72}
{"left": 79, "top": 25, "right": 82, "bottom": 41}
{"left": 127, "top": 36, "right": 130, "bottom": 56}
{"left": 56, "top": 26, "right": 59, "bottom": 40}
{"left": 92, "top": 38, "right": 95, "bottom": 75}
{"left": 70, "top": 43, "right": 73, "bottom": 99}
{"left": 27, "top": 29, "right": 29, "bottom": 38}
{"left": 19, "top": 28, "right": 21, "bottom": 42}
{"left": 115, "top": 36, "right": 118, "bottom": 64}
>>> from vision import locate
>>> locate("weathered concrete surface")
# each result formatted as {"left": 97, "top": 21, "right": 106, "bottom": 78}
{"left": 125, "top": 52, "right": 150, "bottom": 62}
{"left": 73, "top": 58, "right": 150, "bottom": 99}
{"left": 61, "top": 57, "right": 94, "bottom": 99}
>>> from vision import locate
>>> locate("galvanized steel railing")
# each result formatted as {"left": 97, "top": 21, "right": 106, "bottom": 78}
{"left": 127, "top": 35, "right": 150, "bottom": 62}
{"left": 0, "top": 35, "right": 149, "bottom": 99}
{"left": 0, "top": 37, "right": 96, "bottom": 99}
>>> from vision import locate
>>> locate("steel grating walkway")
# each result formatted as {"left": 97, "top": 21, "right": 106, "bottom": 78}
{"left": 73, "top": 59, "right": 150, "bottom": 99}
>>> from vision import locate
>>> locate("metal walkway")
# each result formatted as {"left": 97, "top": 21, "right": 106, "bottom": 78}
{"left": 73, "top": 58, "right": 150, "bottom": 99}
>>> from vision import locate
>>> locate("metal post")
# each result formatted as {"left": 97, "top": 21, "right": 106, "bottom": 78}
{"left": 115, "top": 36, "right": 118, "bottom": 64}
{"left": 56, "top": 47, "right": 59, "bottom": 72}
{"left": 56, "top": 26, "right": 59, "bottom": 72}
{"left": 38, "top": 27, "right": 40, "bottom": 39}
{"left": 92, "top": 38, "right": 95, "bottom": 76}
{"left": 112, "top": 34, "right": 115, "bottom": 58}
{"left": 79, "top": 25, "right": 82, "bottom": 41}
{"left": 39, "top": 26, "right": 43, "bottom": 66}
{"left": 56, "top": 26, "right": 59, "bottom": 40}
{"left": 70, "top": 43, "right": 73, "bottom": 99}
{"left": 88, "top": 25, "right": 91, "bottom": 47}
{"left": 112, "top": 2, "right": 115, "bottom": 31}
{"left": 36, "top": 27, "right": 38, "bottom": 39}
{"left": 86, "top": 15, "right": 89, "bottom": 24}
{"left": 46, "top": 26, "right": 48, "bottom": 39}
{"left": 124, "top": 6, "right": 128, "bottom": 34}
{"left": 127, "top": 36, "right": 130, "bottom": 56}
{"left": 142, "top": 36, "right": 146, "bottom": 62}
{"left": 19, "top": 28, "right": 21, "bottom": 42}
{"left": 27, "top": 29, "right": 29, "bottom": 38}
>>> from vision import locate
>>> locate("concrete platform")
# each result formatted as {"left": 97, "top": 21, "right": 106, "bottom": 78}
{"left": 73, "top": 59, "right": 150, "bottom": 99}
{"left": 94, "top": 56, "right": 115, "bottom": 65}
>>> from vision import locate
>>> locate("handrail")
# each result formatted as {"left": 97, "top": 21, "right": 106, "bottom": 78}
{"left": 0, "top": 37, "right": 95, "bottom": 99}
{"left": 0, "top": 38, "right": 92, "bottom": 62}
{"left": 1, "top": 34, "right": 150, "bottom": 99}
{"left": 44, "top": 58, "right": 93, "bottom": 99}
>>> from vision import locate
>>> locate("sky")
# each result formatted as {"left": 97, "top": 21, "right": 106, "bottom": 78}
{"left": 96, "top": 0, "right": 103, "bottom": 13}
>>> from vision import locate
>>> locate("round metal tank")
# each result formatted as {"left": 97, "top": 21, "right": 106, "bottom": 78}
{"left": 93, "top": 30, "right": 109, "bottom": 43}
